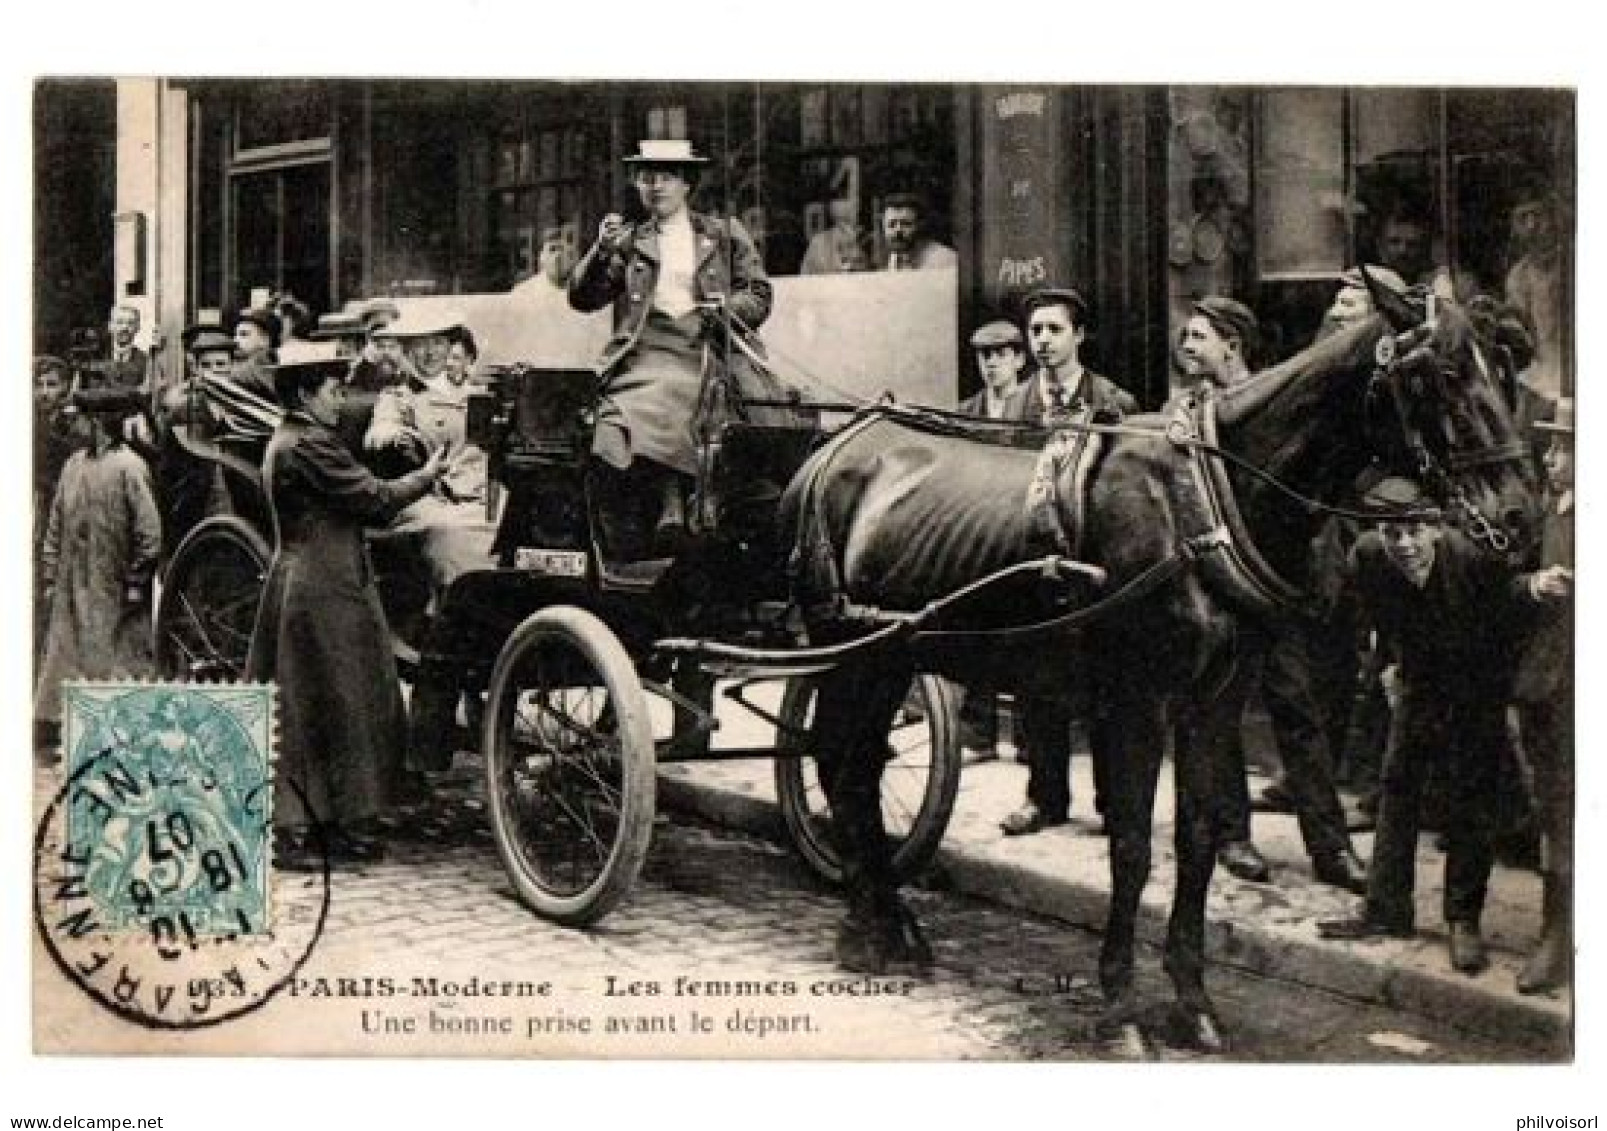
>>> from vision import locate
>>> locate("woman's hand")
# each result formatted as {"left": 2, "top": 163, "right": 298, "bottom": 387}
{"left": 598, "top": 213, "right": 632, "bottom": 255}
{"left": 421, "top": 443, "right": 450, "bottom": 480}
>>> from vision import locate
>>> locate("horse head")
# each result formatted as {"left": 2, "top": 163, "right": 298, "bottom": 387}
{"left": 1361, "top": 267, "right": 1542, "bottom": 564}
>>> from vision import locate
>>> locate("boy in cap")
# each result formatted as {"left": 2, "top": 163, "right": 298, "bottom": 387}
{"left": 947, "top": 319, "right": 1030, "bottom": 764}
{"left": 149, "top": 325, "right": 243, "bottom": 547}
{"left": 1319, "top": 477, "right": 1538, "bottom": 973}
{"left": 959, "top": 319, "right": 1028, "bottom": 419}
{"left": 1513, "top": 398, "right": 1575, "bottom": 993}
{"left": 1178, "top": 296, "right": 1257, "bottom": 390}
{"left": 1172, "top": 295, "right": 1366, "bottom": 888}
{"left": 34, "top": 387, "right": 163, "bottom": 758}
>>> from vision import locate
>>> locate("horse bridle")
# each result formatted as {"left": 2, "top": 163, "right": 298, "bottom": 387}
{"left": 1366, "top": 325, "right": 1528, "bottom": 555}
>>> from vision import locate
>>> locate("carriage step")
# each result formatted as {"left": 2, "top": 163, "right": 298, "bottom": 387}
{"left": 598, "top": 557, "right": 674, "bottom": 590}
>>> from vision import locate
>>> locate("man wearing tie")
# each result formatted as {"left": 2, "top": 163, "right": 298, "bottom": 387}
{"left": 100, "top": 304, "right": 152, "bottom": 391}
{"left": 999, "top": 286, "right": 1135, "bottom": 835}
{"left": 877, "top": 193, "right": 957, "bottom": 272}
{"left": 1015, "top": 287, "right": 1136, "bottom": 424}
{"left": 77, "top": 303, "right": 158, "bottom": 454}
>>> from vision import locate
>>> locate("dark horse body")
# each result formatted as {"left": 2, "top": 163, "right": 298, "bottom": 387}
{"left": 779, "top": 291, "right": 1537, "bottom": 1051}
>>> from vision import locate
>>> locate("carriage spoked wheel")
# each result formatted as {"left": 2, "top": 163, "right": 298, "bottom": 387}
{"left": 483, "top": 606, "right": 655, "bottom": 926}
{"left": 774, "top": 673, "right": 961, "bottom": 886}
{"left": 155, "top": 516, "right": 272, "bottom": 681}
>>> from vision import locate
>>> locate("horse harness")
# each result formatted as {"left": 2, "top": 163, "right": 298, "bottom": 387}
{"left": 672, "top": 334, "right": 1524, "bottom": 672}
{"left": 1364, "top": 329, "right": 1526, "bottom": 556}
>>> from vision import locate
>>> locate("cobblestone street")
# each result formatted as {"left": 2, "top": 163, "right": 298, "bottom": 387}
{"left": 34, "top": 755, "right": 1555, "bottom": 1061}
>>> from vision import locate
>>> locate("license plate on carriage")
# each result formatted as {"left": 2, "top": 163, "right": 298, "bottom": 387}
{"left": 514, "top": 548, "right": 589, "bottom": 577}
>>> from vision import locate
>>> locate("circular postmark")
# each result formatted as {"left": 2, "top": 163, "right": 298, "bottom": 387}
{"left": 33, "top": 684, "right": 329, "bottom": 1030}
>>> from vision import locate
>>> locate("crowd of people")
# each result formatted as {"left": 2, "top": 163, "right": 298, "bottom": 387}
{"left": 32, "top": 291, "right": 489, "bottom": 868}
{"left": 30, "top": 139, "right": 1573, "bottom": 995}
{"left": 939, "top": 193, "right": 1572, "bottom": 995}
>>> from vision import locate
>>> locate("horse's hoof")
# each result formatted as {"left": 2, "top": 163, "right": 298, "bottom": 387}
{"left": 1095, "top": 1019, "right": 1153, "bottom": 1060}
{"left": 835, "top": 919, "right": 890, "bottom": 975}
{"left": 835, "top": 907, "right": 932, "bottom": 978}
{"left": 1170, "top": 1007, "right": 1228, "bottom": 1054}
{"left": 894, "top": 905, "right": 934, "bottom": 970}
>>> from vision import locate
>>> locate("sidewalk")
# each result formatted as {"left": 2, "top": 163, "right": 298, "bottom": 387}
{"left": 655, "top": 689, "right": 1572, "bottom": 1055}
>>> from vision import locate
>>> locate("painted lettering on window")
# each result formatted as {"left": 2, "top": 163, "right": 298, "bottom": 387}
{"left": 995, "top": 92, "right": 1047, "bottom": 119}
{"left": 997, "top": 256, "right": 1048, "bottom": 288}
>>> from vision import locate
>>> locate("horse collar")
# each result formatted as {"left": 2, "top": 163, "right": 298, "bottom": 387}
{"left": 1176, "top": 395, "right": 1316, "bottom": 618}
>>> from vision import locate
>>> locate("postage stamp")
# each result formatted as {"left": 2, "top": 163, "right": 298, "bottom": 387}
{"left": 34, "top": 681, "right": 331, "bottom": 1030}
{"left": 60, "top": 682, "right": 274, "bottom": 938}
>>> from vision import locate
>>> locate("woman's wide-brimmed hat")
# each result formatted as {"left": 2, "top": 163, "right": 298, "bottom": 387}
{"left": 622, "top": 139, "right": 709, "bottom": 167}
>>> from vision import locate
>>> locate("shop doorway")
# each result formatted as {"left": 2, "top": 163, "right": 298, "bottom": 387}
{"left": 230, "top": 160, "right": 332, "bottom": 316}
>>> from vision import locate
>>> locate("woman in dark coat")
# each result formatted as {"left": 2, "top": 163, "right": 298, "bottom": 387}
{"left": 568, "top": 138, "right": 794, "bottom": 555}
{"left": 246, "top": 358, "right": 446, "bottom": 866}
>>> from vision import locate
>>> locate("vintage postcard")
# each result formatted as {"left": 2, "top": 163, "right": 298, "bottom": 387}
{"left": 27, "top": 74, "right": 1578, "bottom": 1077}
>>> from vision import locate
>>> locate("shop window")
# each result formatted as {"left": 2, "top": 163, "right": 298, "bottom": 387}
{"left": 488, "top": 124, "right": 590, "bottom": 285}
{"left": 232, "top": 81, "right": 331, "bottom": 160}
{"left": 1254, "top": 88, "right": 1440, "bottom": 282}
{"left": 726, "top": 84, "right": 954, "bottom": 276}
{"left": 229, "top": 163, "right": 331, "bottom": 315}
{"left": 645, "top": 105, "right": 688, "bottom": 141}
{"left": 1253, "top": 89, "right": 1349, "bottom": 279}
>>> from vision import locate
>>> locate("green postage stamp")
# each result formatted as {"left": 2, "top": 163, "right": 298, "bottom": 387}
{"left": 59, "top": 682, "right": 275, "bottom": 940}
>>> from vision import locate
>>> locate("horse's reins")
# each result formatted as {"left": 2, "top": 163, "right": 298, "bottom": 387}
{"left": 864, "top": 398, "right": 1440, "bottom": 528}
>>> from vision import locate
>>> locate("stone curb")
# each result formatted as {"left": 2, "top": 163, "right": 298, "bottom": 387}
{"left": 658, "top": 770, "right": 1571, "bottom": 1054}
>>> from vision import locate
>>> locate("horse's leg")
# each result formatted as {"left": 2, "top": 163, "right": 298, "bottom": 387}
{"left": 1094, "top": 670, "right": 1167, "bottom": 1051}
{"left": 812, "top": 660, "right": 926, "bottom": 974}
{"left": 1164, "top": 638, "right": 1246, "bottom": 1052}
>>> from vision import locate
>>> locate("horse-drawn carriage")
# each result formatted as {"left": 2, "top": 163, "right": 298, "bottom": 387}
{"left": 153, "top": 273, "right": 1540, "bottom": 1050}
{"left": 152, "top": 363, "right": 966, "bottom": 924}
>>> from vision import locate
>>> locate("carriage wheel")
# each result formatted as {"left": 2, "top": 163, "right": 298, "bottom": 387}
{"left": 483, "top": 606, "right": 655, "bottom": 926}
{"left": 774, "top": 673, "right": 961, "bottom": 886}
{"left": 155, "top": 517, "right": 271, "bottom": 681}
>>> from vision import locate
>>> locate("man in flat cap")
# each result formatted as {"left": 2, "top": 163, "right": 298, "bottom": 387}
{"left": 1319, "top": 477, "right": 1538, "bottom": 974}
{"left": 148, "top": 325, "right": 244, "bottom": 548}
{"left": 1313, "top": 265, "right": 1409, "bottom": 344}
{"left": 944, "top": 319, "right": 1032, "bottom": 766}
{"left": 1175, "top": 295, "right": 1370, "bottom": 890}
{"left": 959, "top": 319, "right": 1028, "bottom": 419}
{"left": 1179, "top": 296, "right": 1257, "bottom": 391}
{"left": 876, "top": 193, "right": 956, "bottom": 272}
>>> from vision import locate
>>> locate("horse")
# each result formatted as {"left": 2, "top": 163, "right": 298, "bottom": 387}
{"left": 778, "top": 274, "right": 1539, "bottom": 1053}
